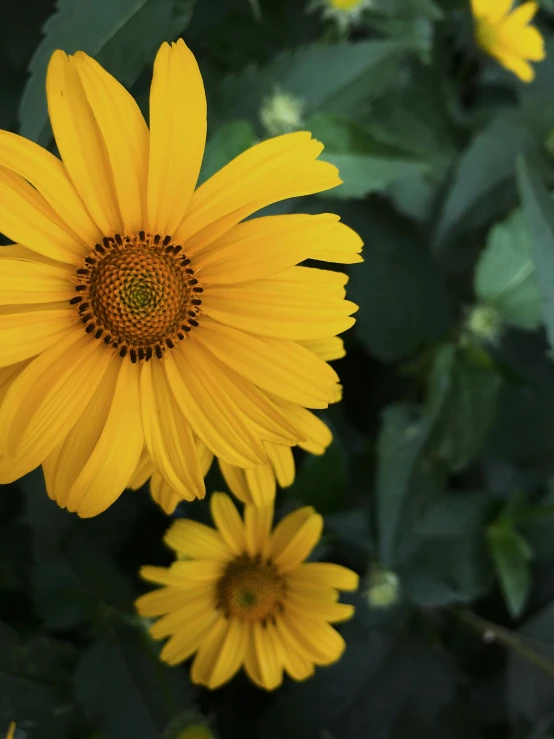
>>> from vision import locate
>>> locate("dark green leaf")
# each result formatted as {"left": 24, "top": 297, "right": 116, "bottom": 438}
{"left": 487, "top": 520, "right": 533, "bottom": 619}
{"left": 286, "top": 437, "right": 348, "bottom": 515}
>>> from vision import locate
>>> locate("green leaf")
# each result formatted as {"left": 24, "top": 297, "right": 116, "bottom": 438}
{"left": 436, "top": 106, "right": 554, "bottom": 254}
{"left": 20, "top": 0, "right": 177, "bottom": 144}
{"left": 347, "top": 203, "right": 451, "bottom": 362}
{"left": 198, "top": 120, "right": 258, "bottom": 185}
{"left": 487, "top": 520, "right": 533, "bottom": 618}
{"left": 212, "top": 40, "right": 410, "bottom": 128}
{"left": 400, "top": 490, "right": 494, "bottom": 606}
{"left": 475, "top": 208, "right": 543, "bottom": 331}
{"left": 376, "top": 403, "right": 445, "bottom": 569}
{"left": 74, "top": 629, "right": 193, "bottom": 739}
{"left": 322, "top": 152, "right": 427, "bottom": 200}
{"left": 426, "top": 344, "right": 503, "bottom": 471}
{"left": 517, "top": 157, "right": 554, "bottom": 350}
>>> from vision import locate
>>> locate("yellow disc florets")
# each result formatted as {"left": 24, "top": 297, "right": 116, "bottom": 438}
{"left": 216, "top": 554, "right": 287, "bottom": 623}
{"left": 71, "top": 232, "right": 203, "bottom": 362}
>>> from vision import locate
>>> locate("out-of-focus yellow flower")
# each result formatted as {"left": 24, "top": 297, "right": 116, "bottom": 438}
{"left": 471, "top": 0, "right": 545, "bottom": 82}
{"left": 136, "top": 493, "right": 358, "bottom": 690}
{"left": 312, "top": 0, "right": 372, "bottom": 30}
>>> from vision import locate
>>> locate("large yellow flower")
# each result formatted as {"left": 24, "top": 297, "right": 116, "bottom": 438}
{"left": 136, "top": 492, "right": 358, "bottom": 690}
{"left": 0, "top": 40, "right": 362, "bottom": 517}
{"left": 471, "top": 0, "right": 545, "bottom": 82}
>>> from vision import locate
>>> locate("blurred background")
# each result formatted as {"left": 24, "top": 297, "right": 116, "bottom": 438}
{"left": 4, "top": 0, "right": 554, "bottom": 737}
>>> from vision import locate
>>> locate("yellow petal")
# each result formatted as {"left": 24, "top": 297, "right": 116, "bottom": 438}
{"left": 160, "top": 609, "right": 219, "bottom": 666}
{"left": 207, "top": 617, "right": 249, "bottom": 689}
{"left": 140, "top": 560, "right": 223, "bottom": 588}
{"left": 190, "top": 615, "right": 230, "bottom": 686}
{"left": 493, "top": 49, "right": 535, "bottom": 81}
{"left": 245, "top": 463, "right": 277, "bottom": 506}
{"left": 202, "top": 284, "right": 357, "bottom": 340}
{"left": 210, "top": 492, "right": 245, "bottom": 555}
{"left": 73, "top": 52, "right": 149, "bottom": 234}
{"left": 6, "top": 723, "right": 15, "bottom": 739}
{"left": 0, "top": 166, "right": 86, "bottom": 264}
{"left": 174, "top": 132, "right": 340, "bottom": 250}
{"left": 269, "top": 507, "right": 314, "bottom": 561}
{"left": 140, "top": 359, "right": 205, "bottom": 502}
{"left": 0, "top": 258, "right": 74, "bottom": 304}
{"left": 0, "top": 333, "right": 113, "bottom": 482}
{"left": 289, "top": 562, "right": 359, "bottom": 591}
{"left": 164, "top": 519, "right": 230, "bottom": 561}
{"left": 0, "top": 309, "right": 79, "bottom": 368}
{"left": 150, "top": 472, "right": 182, "bottom": 515}
{"left": 164, "top": 343, "right": 267, "bottom": 467}
{"left": 0, "top": 130, "right": 101, "bottom": 245}
{"left": 136, "top": 584, "right": 208, "bottom": 617}
{"left": 149, "top": 591, "right": 215, "bottom": 639}
{"left": 194, "top": 213, "right": 341, "bottom": 284}
{"left": 252, "top": 620, "right": 283, "bottom": 690}
{"left": 218, "top": 460, "right": 254, "bottom": 505}
{"left": 46, "top": 50, "right": 122, "bottom": 235}
{"left": 128, "top": 448, "right": 154, "bottom": 490}
{"left": 244, "top": 502, "right": 274, "bottom": 557}
{"left": 148, "top": 40, "right": 207, "bottom": 237}
{"left": 272, "top": 512, "right": 324, "bottom": 571}
{"left": 274, "top": 401, "right": 333, "bottom": 455}
{"left": 64, "top": 359, "right": 144, "bottom": 517}
{"left": 195, "top": 317, "right": 339, "bottom": 409}
{"left": 282, "top": 611, "right": 345, "bottom": 665}
{"left": 299, "top": 336, "right": 346, "bottom": 362}
{"left": 266, "top": 444, "right": 295, "bottom": 488}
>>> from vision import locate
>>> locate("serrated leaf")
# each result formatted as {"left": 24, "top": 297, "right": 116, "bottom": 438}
{"left": 20, "top": 0, "right": 176, "bottom": 144}
{"left": 517, "top": 157, "right": 554, "bottom": 351}
{"left": 487, "top": 521, "right": 533, "bottom": 618}
{"left": 475, "top": 208, "right": 542, "bottom": 330}
{"left": 427, "top": 344, "right": 503, "bottom": 471}
{"left": 74, "top": 630, "right": 193, "bottom": 739}
{"left": 347, "top": 204, "right": 450, "bottom": 361}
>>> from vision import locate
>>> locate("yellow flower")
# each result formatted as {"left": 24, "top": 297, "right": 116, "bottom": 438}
{"left": 471, "top": 0, "right": 545, "bottom": 82}
{"left": 129, "top": 336, "right": 344, "bottom": 512}
{"left": 5, "top": 724, "right": 15, "bottom": 739}
{"left": 136, "top": 492, "right": 358, "bottom": 690}
{"left": 0, "top": 40, "right": 362, "bottom": 517}
{"left": 312, "top": 0, "right": 372, "bottom": 29}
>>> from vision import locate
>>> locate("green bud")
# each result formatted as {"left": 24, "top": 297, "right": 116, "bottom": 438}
{"left": 466, "top": 304, "right": 503, "bottom": 344}
{"left": 366, "top": 568, "right": 400, "bottom": 609}
{"left": 259, "top": 89, "right": 304, "bottom": 137}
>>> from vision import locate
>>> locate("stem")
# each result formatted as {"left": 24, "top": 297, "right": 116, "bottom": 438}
{"left": 454, "top": 608, "right": 554, "bottom": 679}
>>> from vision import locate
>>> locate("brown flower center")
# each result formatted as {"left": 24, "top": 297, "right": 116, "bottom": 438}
{"left": 216, "top": 554, "right": 287, "bottom": 623}
{"left": 70, "top": 232, "right": 203, "bottom": 362}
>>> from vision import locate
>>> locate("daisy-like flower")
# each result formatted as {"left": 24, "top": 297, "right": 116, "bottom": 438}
{"left": 0, "top": 40, "right": 362, "bottom": 517}
{"left": 136, "top": 492, "right": 358, "bottom": 690}
{"left": 129, "top": 336, "right": 344, "bottom": 513}
{"left": 471, "top": 0, "right": 545, "bottom": 82}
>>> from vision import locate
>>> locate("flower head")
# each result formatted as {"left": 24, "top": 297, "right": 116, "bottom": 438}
{"left": 136, "top": 493, "right": 358, "bottom": 690}
{"left": 0, "top": 41, "right": 361, "bottom": 517}
{"left": 312, "top": 0, "right": 373, "bottom": 31}
{"left": 471, "top": 0, "right": 545, "bottom": 82}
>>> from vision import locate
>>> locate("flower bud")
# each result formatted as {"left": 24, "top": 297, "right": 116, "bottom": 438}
{"left": 260, "top": 89, "right": 304, "bottom": 137}
{"left": 366, "top": 568, "right": 400, "bottom": 609}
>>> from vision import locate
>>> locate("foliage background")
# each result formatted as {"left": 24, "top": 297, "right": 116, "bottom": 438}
{"left": 4, "top": 0, "right": 554, "bottom": 736}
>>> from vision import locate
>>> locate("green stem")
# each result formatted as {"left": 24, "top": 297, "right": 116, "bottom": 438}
{"left": 454, "top": 608, "right": 554, "bottom": 679}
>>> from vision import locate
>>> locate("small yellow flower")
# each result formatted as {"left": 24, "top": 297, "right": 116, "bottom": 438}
{"left": 471, "top": 0, "right": 545, "bottom": 82}
{"left": 0, "top": 41, "right": 362, "bottom": 517}
{"left": 136, "top": 493, "right": 358, "bottom": 690}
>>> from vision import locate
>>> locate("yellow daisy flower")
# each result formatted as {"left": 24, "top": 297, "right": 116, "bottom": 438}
{"left": 312, "top": 0, "right": 372, "bottom": 30}
{"left": 135, "top": 492, "right": 358, "bottom": 690}
{"left": 128, "top": 335, "right": 343, "bottom": 513}
{"left": 471, "top": 0, "right": 545, "bottom": 82}
{"left": 0, "top": 40, "right": 362, "bottom": 517}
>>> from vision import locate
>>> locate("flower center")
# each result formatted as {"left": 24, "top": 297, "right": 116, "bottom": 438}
{"left": 329, "top": 0, "right": 363, "bottom": 11}
{"left": 216, "top": 554, "right": 287, "bottom": 623}
{"left": 70, "top": 232, "right": 203, "bottom": 362}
